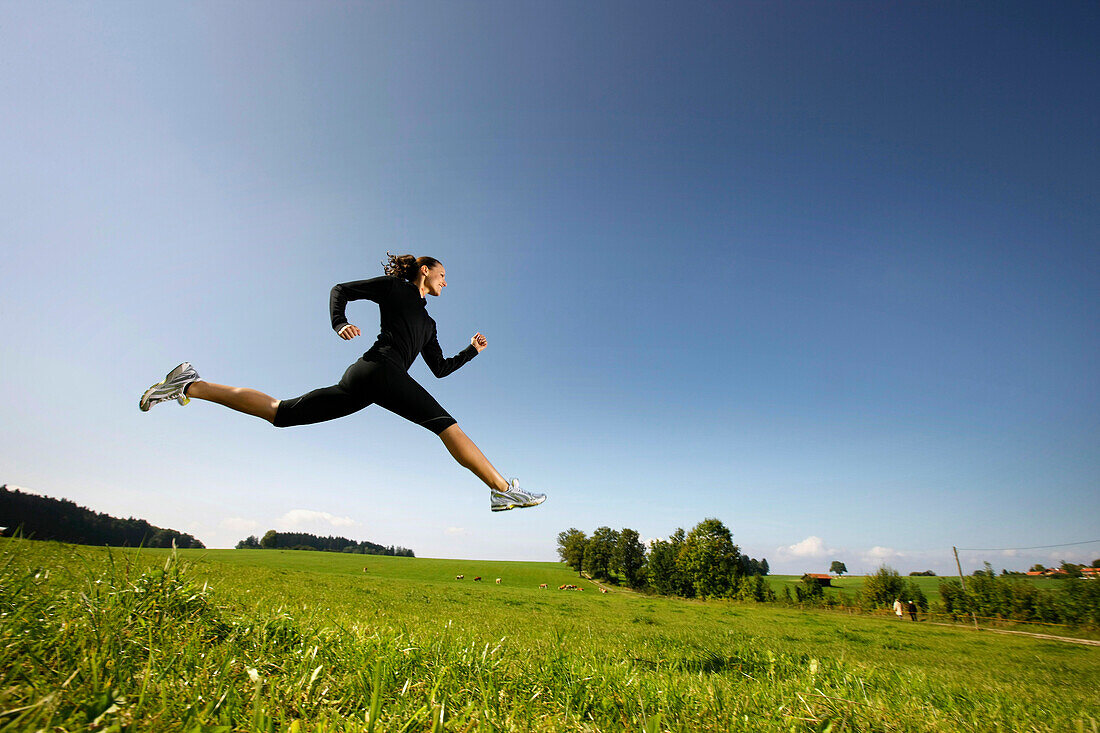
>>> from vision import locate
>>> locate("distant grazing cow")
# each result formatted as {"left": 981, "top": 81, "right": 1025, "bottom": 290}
{"left": 362, "top": 567, "right": 368, "bottom": 573}
{"left": 600, "top": 587, "right": 608, "bottom": 594}
{"left": 474, "top": 576, "right": 482, "bottom": 581}
{"left": 539, "top": 583, "right": 548, "bottom": 589}
{"left": 456, "top": 574, "right": 464, "bottom": 580}
{"left": 495, "top": 578, "right": 502, "bottom": 584}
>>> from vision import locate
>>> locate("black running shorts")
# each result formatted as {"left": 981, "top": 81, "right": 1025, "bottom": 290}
{"left": 272, "top": 357, "right": 457, "bottom": 434}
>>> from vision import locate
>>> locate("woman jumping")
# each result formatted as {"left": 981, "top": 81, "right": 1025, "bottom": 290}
{"left": 138, "top": 253, "right": 546, "bottom": 513}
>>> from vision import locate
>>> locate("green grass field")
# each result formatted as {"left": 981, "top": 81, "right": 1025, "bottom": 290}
{"left": 764, "top": 575, "right": 947, "bottom": 603}
{"left": 3, "top": 539, "right": 1098, "bottom": 732}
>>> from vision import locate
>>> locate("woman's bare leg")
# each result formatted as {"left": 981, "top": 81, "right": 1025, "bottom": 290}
{"left": 185, "top": 381, "right": 279, "bottom": 423}
{"left": 439, "top": 424, "right": 509, "bottom": 492}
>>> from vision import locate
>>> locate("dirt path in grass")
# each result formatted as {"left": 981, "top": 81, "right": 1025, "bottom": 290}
{"left": 928, "top": 623, "right": 1100, "bottom": 647}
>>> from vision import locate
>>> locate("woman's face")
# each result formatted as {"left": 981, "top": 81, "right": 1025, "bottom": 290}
{"left": 423, "top": 263, "right": 447, "bottom": 296}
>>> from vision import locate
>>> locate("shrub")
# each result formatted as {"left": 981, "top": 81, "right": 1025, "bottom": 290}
{"left": 860, "top": 566, "right": 906, "bottom": 609}
{"left": 905, "top": 580, "right": 928, "bottom": 611}
{"left": 736, "top": 575, "right": 776, "bottom": 603}
{"left": 795, "top": 576, "right": 824, "bottom": 603}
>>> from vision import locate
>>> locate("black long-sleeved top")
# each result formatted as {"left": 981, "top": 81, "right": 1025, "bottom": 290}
{"left": 329, "top": 276, "right": 478, "bottom": 377}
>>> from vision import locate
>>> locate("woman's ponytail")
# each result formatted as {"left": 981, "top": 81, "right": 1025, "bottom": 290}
{"left": 383, "top": 252, "right": 441, "bottom": 281}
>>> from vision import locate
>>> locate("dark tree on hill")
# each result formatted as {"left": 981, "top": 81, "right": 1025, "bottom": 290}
{"left": 556, "top": 528, "right": 587, "bottom": 572}
{"left": 245, "top": 530, "right": 413, "bottom": 556}
{"left": 830, "top": 560, "right": 848, "bottom": 576}
{"left": 1029, "top": 563, "right": 1046, "bottom": 572}
{"left": 614, "top": 528, "right": 646, "bottom": 587}
{"left": 739, "top": 555, "right": 770, "bottom": 577}
{"left": 236, "top": 535, "right": 261, "bottom": 549}
{"left": 1093, "top": 559, "right": 1100, "bottom": 568}
{"left": 0, "top": 484, "right": 204, "bottom": 548}
{"left": 582, "top": 526, "right": 619, "bottom": 580}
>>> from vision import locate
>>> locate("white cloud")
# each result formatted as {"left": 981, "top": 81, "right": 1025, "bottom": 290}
{"left": 277, "top": 509, "right": 358, "bottom": 529}
{"left": 862, "top": 546, "right": 904, "bottom": 564}
{"left": 220, "top": 517, "right": 260, "bottom": 533}
{"left": 1046, "top": 550, "right": 1092, "bottom": 564}
{"left": 780, "top": 536, "right": 830, "bottom": 558}
{"left": 445, "top": 527, "right": 466, "bottom": 536}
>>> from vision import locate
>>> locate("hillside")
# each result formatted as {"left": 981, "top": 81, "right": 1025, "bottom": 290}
{"left": 0, "top": 484, "right": 204, "bottom": 548}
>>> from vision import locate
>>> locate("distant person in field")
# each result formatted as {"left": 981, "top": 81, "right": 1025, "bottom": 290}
{"left": 893, "top": 598, "right": 904, "bottom": 620}
{"left": 907, "top": 599, "right": 918, "bottom": 621}
{"left": 139, "top": 253, "right": 546, "bottom": 514}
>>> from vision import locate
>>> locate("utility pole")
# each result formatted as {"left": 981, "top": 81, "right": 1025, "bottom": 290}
{"left": 953, "top": 546, "right": 980, "bottom": 630}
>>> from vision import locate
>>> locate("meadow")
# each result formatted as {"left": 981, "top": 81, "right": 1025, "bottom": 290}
{"left": 2, "top": 539, "right": 1098, "bottom": 732}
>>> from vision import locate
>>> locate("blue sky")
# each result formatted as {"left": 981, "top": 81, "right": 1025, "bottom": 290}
{"left": 2, "top": 2, "right": 1097, "bottom": 574}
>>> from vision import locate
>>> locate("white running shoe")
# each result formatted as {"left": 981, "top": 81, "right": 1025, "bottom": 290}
{"left": 139, "top": 362, "right": 200, "bottom": 412}
{"left": 490, "top": 478, "right": 546, "bottom": 512}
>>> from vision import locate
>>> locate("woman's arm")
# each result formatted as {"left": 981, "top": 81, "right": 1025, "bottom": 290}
{"left": 421, "top": 329, "right": 484, "bottom": 378}
{"left": 330, "top": 276, "right": 394, "bottom": 335}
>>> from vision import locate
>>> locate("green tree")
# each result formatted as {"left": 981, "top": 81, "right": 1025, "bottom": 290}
{"left": 860, "top": 565, "right": 906, "bottom": 609}
{"left": 646, "top": 535, "right": 685, "bottom": 596}
{"left": 1058, "top": 561, "right": 1083, "bottom": 578}
{"left": 905, "top": 579, "right": 928, "bottom": 611}
{"left": 556, "top": 528, "right": 587, "bottom": 572}
{"left": 582, "top": 526, "right": 619, "bottom": 580}
{"left": 678, "top": 518, "right": 741, "bottom": 598}
{"left": 829, "top": 560, "right": 848, "bottom": 576}
{"left": 1029, "top": 563, "right": 1046, "bottom": 572}
{"left": 260, "top": 529, "right": 278, "bottom": 549}
{"left": 739, "top": 556, "right": 769, "bottom": 576}
{"left": 614, "top": 528, "right": 646, "bottom": 587}
{"left": 235, "top": 535, "right": 260, "bottom": 549}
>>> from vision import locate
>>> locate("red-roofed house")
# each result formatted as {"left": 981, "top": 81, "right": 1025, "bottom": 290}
{"left": 801, "top": 573, "right": 833, "bottom": 587}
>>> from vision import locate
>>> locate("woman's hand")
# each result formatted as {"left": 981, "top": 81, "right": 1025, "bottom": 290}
{"left": 338, "top": 324, "right": 361, "bottom": 340}
{"left": 471, "top": 332, "right": 488, "bottom": 352}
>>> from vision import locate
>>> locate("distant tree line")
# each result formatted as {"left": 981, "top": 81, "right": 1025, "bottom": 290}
{"left": 0, "top": 484, "right": 204, "bottom": 548}
{"left": 940, "top": 562, "right": 1100, "bottom": 626}
{"left": 236, "top": 530, "right": 414, "bottom": 557}
{"left": 557, "top": 518, "right": 771, "bottom": 600}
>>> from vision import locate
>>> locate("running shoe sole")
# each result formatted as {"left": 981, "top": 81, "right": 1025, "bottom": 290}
{"left": 491, "top": 494, "right": 547, "bottom": 512}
